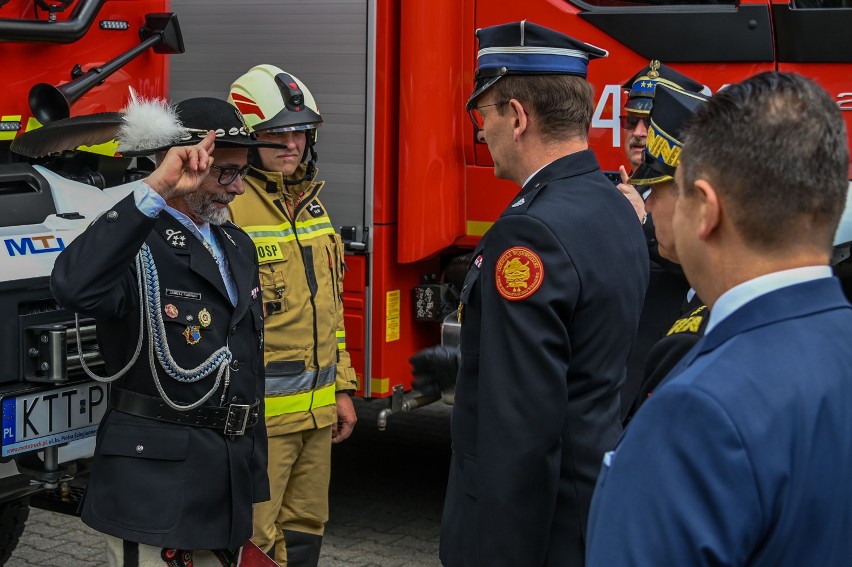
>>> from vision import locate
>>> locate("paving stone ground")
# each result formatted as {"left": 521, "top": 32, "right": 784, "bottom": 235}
{"left": 5, "top": 398, "right": 452, "bottom": 567}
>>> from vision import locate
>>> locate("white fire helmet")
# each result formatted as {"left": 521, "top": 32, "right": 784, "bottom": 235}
{"left": 228, "top": 64, "right": 322, "bottom": 143}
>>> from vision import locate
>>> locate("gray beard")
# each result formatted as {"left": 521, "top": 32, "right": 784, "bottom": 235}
{"left": 184, "top": 191, "right": 233, "bottom": 225}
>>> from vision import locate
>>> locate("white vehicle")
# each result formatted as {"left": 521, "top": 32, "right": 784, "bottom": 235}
{"left": 0, "top": 1, "right": 181, "bottom": 559}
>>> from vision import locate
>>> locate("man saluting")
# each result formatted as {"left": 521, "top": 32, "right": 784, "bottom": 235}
{"left": 51, "top": 97, "right": 277, "bottom": 566}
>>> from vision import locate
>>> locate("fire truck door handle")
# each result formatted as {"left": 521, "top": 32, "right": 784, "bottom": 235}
{"left": 341, "top": 226, "right": 368, "bottom": 252}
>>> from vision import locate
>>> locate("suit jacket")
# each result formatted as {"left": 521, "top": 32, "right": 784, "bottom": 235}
{"left": 440, "top": 150, "right": 649, "bottom": 566}
{"left": 587, "top": 277, "right": 852, "bottom": 566}
{"left": 51, "top": 191, "right": 269, "bottom": 551}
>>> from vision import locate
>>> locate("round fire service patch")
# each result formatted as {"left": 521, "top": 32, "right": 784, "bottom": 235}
{"left": 495, "top": 247, "right": 544, "bottom": 301}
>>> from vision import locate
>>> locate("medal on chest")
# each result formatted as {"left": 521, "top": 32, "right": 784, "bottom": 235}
{"left": 183, "top": 325, "right": 201, "bottom": 345}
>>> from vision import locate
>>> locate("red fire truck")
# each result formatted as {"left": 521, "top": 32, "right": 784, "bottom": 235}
{"left": 164, "top": 0, "right": 852, "bottom": 419}
{"left": 1, "top": 0, "right": 851, "bottom": 558}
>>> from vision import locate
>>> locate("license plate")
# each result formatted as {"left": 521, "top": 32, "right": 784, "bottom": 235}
{"left": 1, "top": 382, "right": 108, "bottom": 458}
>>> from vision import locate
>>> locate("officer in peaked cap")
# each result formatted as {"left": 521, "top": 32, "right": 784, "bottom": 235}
{"left": 616, "top": 60, "right": 705, "bottom": 215}
{"left": 620, "top": 84, "right": 709, "bottom": 425}
{"left": 51, "top": 97, "right": 276, "bottom": 566}
{"left": 617, "top": 60, "right": 705, "bottom": 214}
{"left": 615, "top": 63, "right": 706, "bottom": 422}
{"left": 630, "top": 84, "right": 708, "bottom": 186}
{"left": 433, "top": 19, "right": 649, "bottom": 567}
{"left": 467, "top": 20, "right": 608, "bottom": 105}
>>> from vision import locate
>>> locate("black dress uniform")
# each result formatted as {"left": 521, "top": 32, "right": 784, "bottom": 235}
{"left": 619, "top": 60, "right": 704, "bottom": 418}
{"left": 624, "top": 293, "right": 708, "bottom": 425}
{"left": 440, "top": 150, "right": 649, "bottom": 566}
{"left": 623, "top": 245, "right": 690, "bottom": 417}
{"left": 621, "top": 84, "right": 711, "bottom": 428}
{"left": 51, "top": 190, "right": 269, "bottom": 551}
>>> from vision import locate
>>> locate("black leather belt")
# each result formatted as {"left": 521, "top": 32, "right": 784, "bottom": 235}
{"left": 109, "top": 388, "right": 260, "bottom": 436}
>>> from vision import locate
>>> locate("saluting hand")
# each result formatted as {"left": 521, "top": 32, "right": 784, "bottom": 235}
{"left": 144, "top": 130, "right": 216, "bottom": 201}
{"left": 616, "top": 165, "right": 646, "bottom": 223}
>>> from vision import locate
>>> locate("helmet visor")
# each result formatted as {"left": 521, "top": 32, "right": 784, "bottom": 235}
{"left": 262, "top": 123, "right": 321, "bottom": 134}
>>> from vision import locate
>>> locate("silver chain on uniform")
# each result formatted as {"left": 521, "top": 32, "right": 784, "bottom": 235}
{"left": 74, "top": 244, "right": 232, "bottom": 410}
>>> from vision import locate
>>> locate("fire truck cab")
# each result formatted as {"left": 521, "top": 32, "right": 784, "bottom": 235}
{"left": 166, "top": 0, "right": 852, "bottom": 411}
{"left": 1, "top": 0, "right": 851, "bottom": 560}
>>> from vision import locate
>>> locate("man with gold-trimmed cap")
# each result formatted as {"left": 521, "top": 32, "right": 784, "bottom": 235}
{"left": 438, "top": 20, "right": 649, "bottom": 567}
{"left": 620, "top": 84, "right": 709, "bottom": 425}
{"left": 615, "top": 60, "right": 703, "bottom": 221}
{"left": 617, "top": 61, "right": 705, "bottom": 421}
{"left": 620, "top": 60, "right": 703, "bottom": 175}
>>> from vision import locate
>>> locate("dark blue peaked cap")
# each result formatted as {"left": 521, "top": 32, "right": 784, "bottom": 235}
{"left": 622, "top": 60, "right": 705, "bottom": 115}
{"left": 629, "top": 84, "right": 708, "bottom": 186}
{"left": 468, "top": 20, "right": 608, "bottom": 108}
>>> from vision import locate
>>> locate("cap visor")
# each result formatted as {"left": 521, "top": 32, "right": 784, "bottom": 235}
{"left": 624, "top": 98, "right": 652, "bottom": 114}
{"left": 629, "top": 162, "right": 673, "bottom": 186}
{"left": 467, "top": 76, "right": 504, "bottom": 109}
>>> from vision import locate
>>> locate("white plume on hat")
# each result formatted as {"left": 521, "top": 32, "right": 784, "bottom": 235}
{"left": 117, "top": 88, "right": 184, "bottom": 154}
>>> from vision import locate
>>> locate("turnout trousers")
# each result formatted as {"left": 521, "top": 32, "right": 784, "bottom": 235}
{"left": 251, "top": 426, "right": 331, "bottom": 565}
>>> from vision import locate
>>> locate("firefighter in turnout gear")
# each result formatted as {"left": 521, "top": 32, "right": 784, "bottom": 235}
{"left": 227, "top": 65, "right": 358, "bottom": 566}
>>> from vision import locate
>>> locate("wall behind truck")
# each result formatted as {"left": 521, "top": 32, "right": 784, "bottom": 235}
{"left": 168, "top": 0, "right": 369, "bottom": 233}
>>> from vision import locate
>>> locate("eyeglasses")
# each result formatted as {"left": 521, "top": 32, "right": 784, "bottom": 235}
{"left": 210, "top": 164, "right": 250, "bottom": 186}
{"left": 468, "top": 101, "right": 510, "bottom": 131}
{"left": 620, "top": 115, "right": 651, "bottom": 130}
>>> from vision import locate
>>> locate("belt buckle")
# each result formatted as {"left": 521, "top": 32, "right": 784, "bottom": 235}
{"left": 224, "top": 404, "right": 251, "bottom": 436}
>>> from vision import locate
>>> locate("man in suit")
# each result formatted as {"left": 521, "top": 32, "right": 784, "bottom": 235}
{"left": 51, "top": 98, "right": 276, "bottom": 566}
{"left": 587, "top": 72, "right": 852, "bottom": 566}
{"left": 439, "top": 21, "right": 649, "bottom": 567}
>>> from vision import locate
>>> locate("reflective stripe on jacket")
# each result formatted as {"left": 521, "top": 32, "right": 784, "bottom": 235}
{"left": 229, "top": 163, "right": 358, "bottom": 435}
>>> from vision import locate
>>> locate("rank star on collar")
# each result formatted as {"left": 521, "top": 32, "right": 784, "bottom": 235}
{"left": 164, "top": 228, "right": 187, "bottom": 248}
